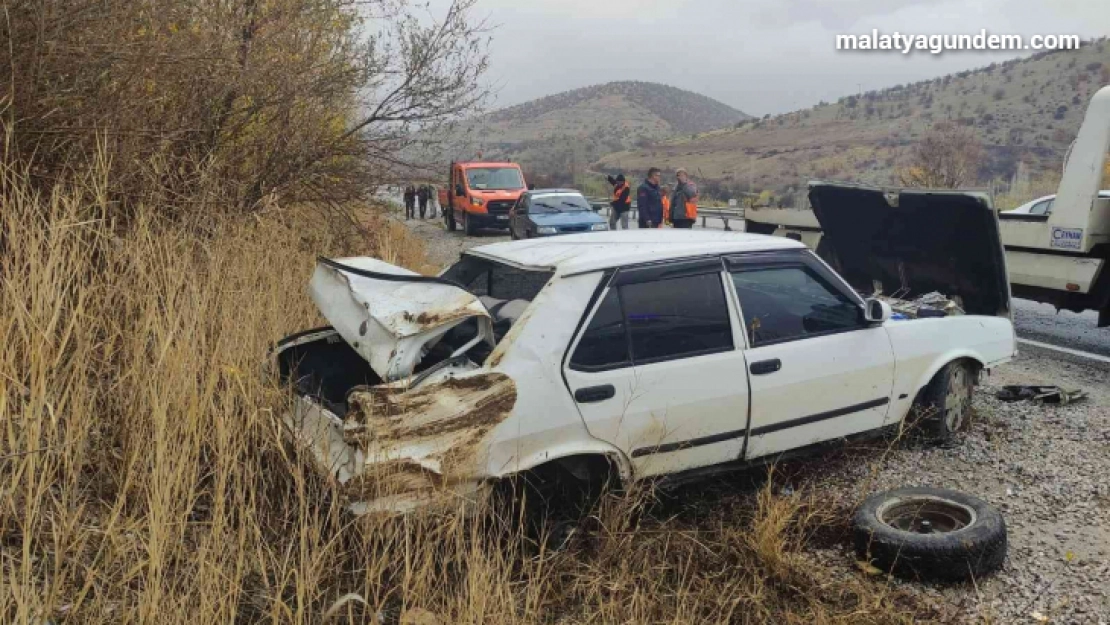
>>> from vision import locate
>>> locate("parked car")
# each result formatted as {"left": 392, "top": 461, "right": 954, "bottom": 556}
{"left": 1001, "top": 190, "right": 1110, "bottom": 216}
{"left": 438, "top": 160, "right": 528, "bottom": 235}
{"left": 274, "top": 184, "right": 1015, "bottom": 516}
{"left": 509, "top": 189, "right": 608, "bottom": 239}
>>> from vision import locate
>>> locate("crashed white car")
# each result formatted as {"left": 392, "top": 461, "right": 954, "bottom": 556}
{"left": 275, "top": 183, "right": 1016, "bottom": 514}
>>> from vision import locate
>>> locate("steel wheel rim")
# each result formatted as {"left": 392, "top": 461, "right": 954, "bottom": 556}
{"left": 877, "top": 496, "right": 976, "bottom": 535}
{"left": 943, "top": 365, "right": 972, "bottom": 432}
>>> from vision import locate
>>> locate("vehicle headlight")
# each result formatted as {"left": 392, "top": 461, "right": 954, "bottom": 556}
{"left": 536, "top": 226, "right": 557, "bottom": 235}
{"left": 590, "top": 223, "right": 608, "bottom": 231}
{"left": 470, "top": 197, "right": 484, "bottom": 206}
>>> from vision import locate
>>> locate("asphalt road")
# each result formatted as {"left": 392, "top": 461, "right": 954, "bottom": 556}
{"left": 1012, "top": 298, "right": 1110, "bottom": 357}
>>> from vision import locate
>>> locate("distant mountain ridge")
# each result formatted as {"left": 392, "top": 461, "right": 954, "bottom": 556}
{"left": 595, "top": 41, "right": 1110, "bottom": 203}
{"left": 440, "top": 81, "right": 751, "bottom": 185}
{"left": 486, "top": 81, "right": 750, "bottom": 134}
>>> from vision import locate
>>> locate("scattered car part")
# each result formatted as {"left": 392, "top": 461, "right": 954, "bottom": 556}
{"left": 996, "top": 385, "right": 1088, "bottom": 405}
{"left": 853, "top": 486, "right": 1007, "bottom": 582}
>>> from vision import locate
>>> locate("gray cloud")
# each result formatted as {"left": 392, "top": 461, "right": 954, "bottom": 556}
{"left": 428, "top": 0, "right": 1109, "bottom": 116}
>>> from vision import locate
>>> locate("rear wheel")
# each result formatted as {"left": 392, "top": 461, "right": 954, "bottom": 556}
{"left": 913, "top": 360, "right": 977, "bottom": 441}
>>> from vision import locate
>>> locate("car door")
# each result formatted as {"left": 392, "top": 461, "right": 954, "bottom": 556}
{"left": 562, "top": 259, "right": 750, "bottom": 478}
{"left": 727, "top": 251, "right": 895, "bottom": 461}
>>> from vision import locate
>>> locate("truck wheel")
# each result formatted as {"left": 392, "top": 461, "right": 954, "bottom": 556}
{"left": 445, "top": 209, "right": 456, "bottom": 232}
{"left": 912, "top": 360, "right": 976, "bottom": 442}
{"left": 853, "top": 486, "right": 1007, "bottom": 582}
{"left": 463, "top": 212, "right": 475, "bottom": 236}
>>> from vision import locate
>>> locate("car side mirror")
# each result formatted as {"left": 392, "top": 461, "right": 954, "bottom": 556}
{"left": 455, "top": 184, "right": 465, "bottom": 196}
{"left": 863, "top": 298, "right": 891, "bottom": 325}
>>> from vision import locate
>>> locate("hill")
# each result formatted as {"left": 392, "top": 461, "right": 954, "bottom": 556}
{"left": 443, "top": 81, "right": 750, "bottom": 185}
{"left": 596, "top": 40, "right": 1110, "bottom": 205}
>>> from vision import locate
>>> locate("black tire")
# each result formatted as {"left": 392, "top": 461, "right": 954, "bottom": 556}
{"left": 509, "top": 224, "right": 519, "bottom": 240}
{"left": 445, "top": 208, "right": 456, "bottom": 232}
{"left": 913, "top": 360, "right": 977, "bottom": 441}
{"left": 463, "top": 211, "right": 475, "bottom": 236}
{"left": 853, "top": 487, "right": 1006, "bottom": 582}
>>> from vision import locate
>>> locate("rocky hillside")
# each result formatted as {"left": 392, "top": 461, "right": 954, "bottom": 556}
{"left": 596, "top": 40, "right": 1110, "bottom": 204}
{"left": 443, "top": 81, "right": 750, "bottom": 186}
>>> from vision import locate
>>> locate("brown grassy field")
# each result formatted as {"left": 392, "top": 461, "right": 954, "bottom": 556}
{"left": 0, "top": 158, "right": 940, "bottom": 623}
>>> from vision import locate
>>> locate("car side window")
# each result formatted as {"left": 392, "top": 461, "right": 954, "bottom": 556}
{"left": 732, "top": 266, "right": 862, "bottom": 347}
{"left": 1029, "top": 200, "right": 1051, "bottom": 215}
{"left": 620, "top": 273, "right": 733, "bottom": 363}
{"left": 570, "top": 272, "right": 733, "bottom": 370}
{"left": 570, "top": 289, "right": 629, "bottom": 370}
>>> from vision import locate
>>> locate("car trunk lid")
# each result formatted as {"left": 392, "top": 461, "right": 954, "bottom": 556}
{"left": 309, "top": 257, "right": 494, "bottom": 382}
{"left": 808, "top": 182, "right": 1011, "bottom": 317}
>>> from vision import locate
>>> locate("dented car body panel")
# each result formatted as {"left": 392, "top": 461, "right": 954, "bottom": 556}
{"left": 277, "top": 226, "right": 1015, "bottom": 515}
{"left": 310, "top": 257, "right": 493, "bottom": 382}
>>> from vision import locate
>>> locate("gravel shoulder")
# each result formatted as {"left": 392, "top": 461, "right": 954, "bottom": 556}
{"left": 800, "top": 349, "right": 1110, "bottom": 624}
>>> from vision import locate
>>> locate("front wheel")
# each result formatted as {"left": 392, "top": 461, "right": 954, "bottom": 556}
{"left": 912, "top": 360, "right": 977, "bottom": 441}
{"left": 445, "top": 208, "right": 456, "bottom": 232}
{"left": 463, "top": 211, "right": 476, "bottom": 236}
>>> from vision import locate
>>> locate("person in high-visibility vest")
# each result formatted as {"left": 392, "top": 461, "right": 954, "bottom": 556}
{"left": 660, "top": 185, "right": 672, "bottom": 226}
{"left": 607, "top": 174, "right": 632, "bottom": 229}
{"left": 669, "top": 168, "right": 698, "bottom": 229}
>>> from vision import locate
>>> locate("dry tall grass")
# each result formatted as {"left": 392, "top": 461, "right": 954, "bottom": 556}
{"left": 0, "top": 161, "right": 927, "bottom": 623}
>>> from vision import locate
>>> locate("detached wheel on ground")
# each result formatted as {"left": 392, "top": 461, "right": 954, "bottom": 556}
{"left": 913, "top": 359, "right": 978, "bottom": 441}
{"left": 853, "top": 487, "right": 1007, "bottom": 582}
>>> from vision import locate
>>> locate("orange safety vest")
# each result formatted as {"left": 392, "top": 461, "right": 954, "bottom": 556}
{"left": 684, "top": 197, "right": 698, "bottom": 220}
{"left": 661, "top": 196, "right": 671, "bottom": 224}
{"left": 612, "top": 182, "right": 629, "bottom": 204}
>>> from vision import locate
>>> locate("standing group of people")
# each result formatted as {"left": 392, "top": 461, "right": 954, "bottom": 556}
{"left": 607, "top": 168, "right": 697, "bottom": 230}
{"left": 403, "top": 184, "right": 435, "bottom": 220}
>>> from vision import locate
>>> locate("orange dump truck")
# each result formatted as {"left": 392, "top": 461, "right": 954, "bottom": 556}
{"left": 438, "top": 161, "right": 528, "bottom": 236}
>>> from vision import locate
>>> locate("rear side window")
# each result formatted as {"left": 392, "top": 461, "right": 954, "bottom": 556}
{"left": 570, "top": 290, "right": 629, "bottom": 369}
{"left": 570, "top": 272, "right": 733, "bottom": 370}
{"left": 731, "top": 266, "right": 861, "bottom": 347}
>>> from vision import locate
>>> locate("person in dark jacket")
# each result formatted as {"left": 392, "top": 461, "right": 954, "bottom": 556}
{"left": 636, "top": 168, "right": 664, "bottom": 229}
{"left": 403, "top": 185, "right": 416, "bottom": 220}
{"left": 417, "top": 184, "right": 431, "bottom": 218}
{"left": 607, "top": 173, "right": 632, "bottom": 229}
{"left": 669, "top": 168, "right": 698, "bottom": 229}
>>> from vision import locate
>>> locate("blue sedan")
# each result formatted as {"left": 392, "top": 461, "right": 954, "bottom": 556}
{"left": 508, "top": 189, "right": 609, "bottom": 239}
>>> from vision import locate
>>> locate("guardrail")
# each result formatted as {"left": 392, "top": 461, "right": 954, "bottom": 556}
{"left": 586, "top": 198, "right": 746, "bottom": 230}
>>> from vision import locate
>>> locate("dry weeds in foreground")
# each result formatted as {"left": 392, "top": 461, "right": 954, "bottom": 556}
{"left": 0, "top": 164, "right": 930, "bottom": 623}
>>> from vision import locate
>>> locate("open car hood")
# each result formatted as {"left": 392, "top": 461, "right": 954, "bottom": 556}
{"left": 309, "top": 257, "right": 493, "bottom": 382}
{"left": 808, "top": 182, "right": 1011, "bottom": 317}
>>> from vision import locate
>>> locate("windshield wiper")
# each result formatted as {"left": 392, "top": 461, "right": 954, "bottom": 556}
{"left": 533, "top": 202, "right": 563, "bottom": 213}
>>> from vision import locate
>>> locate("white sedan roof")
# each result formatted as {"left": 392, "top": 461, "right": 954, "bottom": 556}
{"left": 465, "top": 230, "right": 806, "bottom": 275}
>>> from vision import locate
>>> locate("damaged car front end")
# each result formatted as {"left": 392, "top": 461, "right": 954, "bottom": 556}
{"left": 274, "top": 257, "right": 537, "bottom": 514}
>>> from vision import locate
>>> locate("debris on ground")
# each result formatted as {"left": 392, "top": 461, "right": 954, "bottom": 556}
{"left": 996, "top": 385, "right": 1088, "bottom": 405}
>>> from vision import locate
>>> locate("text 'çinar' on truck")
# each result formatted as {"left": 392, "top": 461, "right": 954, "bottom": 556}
{"left": 746, "top": 85, "right": 1110, "bottom": 327}
{"left": 437, "top": 161, "right": 529, "bottom": 236}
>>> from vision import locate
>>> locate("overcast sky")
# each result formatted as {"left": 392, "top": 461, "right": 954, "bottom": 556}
{"left": 427, "top": 0, "right": 1109, "bottom": 116}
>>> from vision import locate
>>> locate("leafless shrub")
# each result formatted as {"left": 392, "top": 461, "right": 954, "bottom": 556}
{"left": 897, "top": 122, "right": 984, "bottom": 188}
{"left": 1, "top": 0, "right": 490, "bottom": 222}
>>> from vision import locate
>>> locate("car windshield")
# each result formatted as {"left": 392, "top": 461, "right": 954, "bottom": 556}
{"left": 465, "top": 167, "right": 525, "bottom": 191}
{"left": 530, "top": 193, "right": 591, "bottom": 214}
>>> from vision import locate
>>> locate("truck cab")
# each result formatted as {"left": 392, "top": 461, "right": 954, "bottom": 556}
{"left": 439, "top": 161, "right": 528, "bottom": 236}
